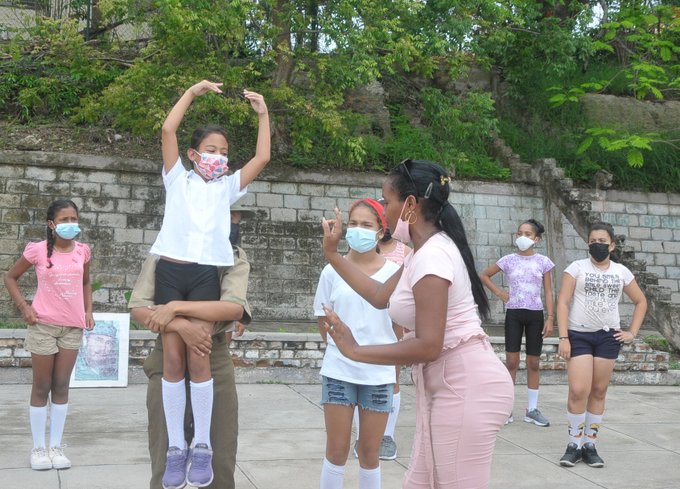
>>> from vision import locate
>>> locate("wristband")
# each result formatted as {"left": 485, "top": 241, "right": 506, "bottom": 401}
{"left": 558, "top": 337, "right": 569, "bottom": 340}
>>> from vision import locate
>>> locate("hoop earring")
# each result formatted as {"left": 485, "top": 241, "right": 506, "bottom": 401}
{"left": 405, "top": 209, "right": 418, "bottom": 225}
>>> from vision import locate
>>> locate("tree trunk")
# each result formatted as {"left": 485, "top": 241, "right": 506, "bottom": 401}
{"left": 272, "top": 0, "right": 295, "bottom": 88}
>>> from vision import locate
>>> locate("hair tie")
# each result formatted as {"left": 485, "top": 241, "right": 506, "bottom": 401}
{"left": 350, "top": 198, "right": 387, "bottom": 231}
{"left": 440, "top": 175, "right": 451, "bottom": 185}
{"left": 436, "top": 201, "right": 451, "bottom": 221}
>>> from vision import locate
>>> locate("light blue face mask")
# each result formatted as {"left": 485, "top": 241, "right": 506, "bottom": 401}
{"left": 345, "top": 227, "right": 378, "bottom": 253}
{"left": 54, "top": 223, "right": 81, "bottom": 240}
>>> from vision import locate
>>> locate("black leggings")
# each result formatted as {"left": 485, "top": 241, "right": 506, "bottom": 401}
{"left": 504, "top": 308, "right": 544, "bottom": 356}
{"left": 154, "top": 259, "right": 220, "bottom": 305}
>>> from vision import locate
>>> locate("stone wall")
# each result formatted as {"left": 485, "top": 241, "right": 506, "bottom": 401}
{"left": 1, "top": 150, "right": 679, "bottom": 329}
{"left": 581, "top": 93, "right": 680, "bottom": 133}
{"left": 0, "top": 330, "right": 672, "bottom": 385}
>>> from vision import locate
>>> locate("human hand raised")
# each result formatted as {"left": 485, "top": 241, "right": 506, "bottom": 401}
{"left": 188, "top": 80, "right": 224, "bottom": 97}
{"left": 322, "top": 207, "right": 344, "bottom": 259}
{"left": 243, "top": 90, "right": 268, "bottom": 115}
{"left": 322, "top": 304, "right": 358, "bottom": 360}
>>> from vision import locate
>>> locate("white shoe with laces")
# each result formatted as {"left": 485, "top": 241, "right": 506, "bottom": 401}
{"left": 30, "top": 447, "right": 52, "bottom": 470}
{"left": 49, "top": 445, "right": 71, "bottom": 469}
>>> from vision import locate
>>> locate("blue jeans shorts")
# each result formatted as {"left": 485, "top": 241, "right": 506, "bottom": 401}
{"left": 569, "top": 329, "right": 622, "bottom": 360}
{"left": 320, "top": 376, "right": 394, "bottom": 413}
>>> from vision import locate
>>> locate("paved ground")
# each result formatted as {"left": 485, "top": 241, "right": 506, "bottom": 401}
{"left": 0, "top": 383, "right": 678, "bottom": 489}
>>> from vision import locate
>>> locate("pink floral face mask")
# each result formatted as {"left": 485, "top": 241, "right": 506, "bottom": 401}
{"left": 192, "top": 151, "right": 229, "bottom": 180}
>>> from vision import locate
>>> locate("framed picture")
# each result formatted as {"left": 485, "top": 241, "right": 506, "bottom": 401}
{"left": 70, "top": 313, "right": 130, "bottom": 388}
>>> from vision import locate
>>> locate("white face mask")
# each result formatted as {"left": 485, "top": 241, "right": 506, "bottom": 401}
{"left": 515, "top": 235, "right": 535, "bottom": 252}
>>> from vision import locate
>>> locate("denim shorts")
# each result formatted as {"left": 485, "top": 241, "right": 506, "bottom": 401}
{"left": 569, "top": 329, "right": 622, "bottom": 360}
{"left": 320, "top": 376, "right": 394, "bottom": 413}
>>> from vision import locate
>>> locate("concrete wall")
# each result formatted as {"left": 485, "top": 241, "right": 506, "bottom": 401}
{"left": 0, "top": 330, "right": 672, "bottom": 385}
{"left": 1, "top": 151, "right": 679, "bottom": 329}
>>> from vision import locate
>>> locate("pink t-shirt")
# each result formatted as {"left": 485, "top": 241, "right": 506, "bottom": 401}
{"left": 23, "top": 240, "right": 91, "bottom": 328}
{"left": 389, "top": 232, "right": 485, "bottom": 351}
{"left": 381, "top": 240, "right": 408, "bottom": 266}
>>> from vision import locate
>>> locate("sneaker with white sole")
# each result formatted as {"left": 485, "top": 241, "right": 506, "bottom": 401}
{"left": 30, "top": 447, "right": 52, "bottom": 470}
{"left": 524, "top": 408, "right": 550, "bottom": 427}
{"left": 186, "top": 443, "right": 214, "bottom": 488}
{"left": 49, "top": 445, "right": 71, "bottom": 469}
{"left": 162, "top": 446, "right": 188, "bottom": 489}
{"left": 581, "top": 443, "right": 604, "bottom": 468}
{"left": 559, "top": 443, "right": 582, "bottom": 467}
{"left": 379, "top": 436, "right": 398, "bottom": 460}
{"left": 505, "top": 413, "right": 514, "bottom": 425}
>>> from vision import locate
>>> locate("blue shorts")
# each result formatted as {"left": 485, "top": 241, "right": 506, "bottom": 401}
{"left": 320, "top": 376, "right": 394, "bottom": 413}
{"left": 568, "top": 329, "right": 622, "bottom": 360}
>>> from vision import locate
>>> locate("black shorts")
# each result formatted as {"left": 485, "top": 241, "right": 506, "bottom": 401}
{"left": 504, "top": 308, "right": 544, "bottom": 356}
{"left": 154, "top": 259, "right": 220, "bottom": 305}
{"left": 568, "top": 329, "right": 622, "bottom": 360}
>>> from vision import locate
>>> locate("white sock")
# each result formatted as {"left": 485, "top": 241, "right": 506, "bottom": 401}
{"left": 567, "top": 411, "right": 586, "bottom": 447}
{"left": 354, "top": 406, "right": 360, "bottom": 439}
{"left": 29, "top": 405, "right": 47, "bottom": 449}
{"left": 359, "top": 465, "right": 381, "bottom": 489}
{"left": 320, "top": 457, "right": 345, "bottom": 489}
{"left": 162, "top": 378, "right": 187, "bottom": 449}
{"left": 384, "top": 392, "right": 400, "bottom": 438}
{"left": 49, "top": 402, "right": 68, "bottom": 448}
{"left": 527, "top": 388, "right": 539, "bottom": 411}
{"left": 190, "top": 379, "right": 214, "bottom": 448}
{"left": 584, "top": 411, "right": 603, "bottom": 446}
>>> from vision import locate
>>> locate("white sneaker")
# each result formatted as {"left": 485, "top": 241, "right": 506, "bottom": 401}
{"left": 30, "top": 447, "right": 52, "bottom": 470}
{"left": 49, "top": 445, "right": 71, "bottom": 469}
{"left": 505, "top": 413, "right": 514, "bottom": 425}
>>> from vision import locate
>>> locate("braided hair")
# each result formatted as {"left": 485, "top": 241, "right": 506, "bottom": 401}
{"left": 388, "top": 159, "right": 490, "bottom": 319}
{"left": 46, "top": 199, "right": 79, "bottom": 269}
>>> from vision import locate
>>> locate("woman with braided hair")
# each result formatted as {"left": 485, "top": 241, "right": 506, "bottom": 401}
{"left": 4, "top": 199, "right": 94, "bottom": 471}
{"left": 321, "top": 159, "right": 513, "bottom": 488}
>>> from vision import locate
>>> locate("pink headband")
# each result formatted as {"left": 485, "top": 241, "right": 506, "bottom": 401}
{"left": 350, "top": 198, "right": 387, "bottom": 231}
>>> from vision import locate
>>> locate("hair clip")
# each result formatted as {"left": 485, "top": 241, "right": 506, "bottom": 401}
{"left": 440, "top": 175, "right": 451, "bottom": 185}
{"left": 424, "top": 182, "right": 434, "bottom": 199}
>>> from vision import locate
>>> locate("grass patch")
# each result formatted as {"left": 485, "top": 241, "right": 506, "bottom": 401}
{"left": 0, "top": 320, "right": 26, "bottom": 329}
{"left": 644, "top": 335, "right": 671, "bottom": 352}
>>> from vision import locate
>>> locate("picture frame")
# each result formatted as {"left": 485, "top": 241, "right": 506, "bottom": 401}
{"left": 70, "top": 313, "right": 130, "bottom": 388}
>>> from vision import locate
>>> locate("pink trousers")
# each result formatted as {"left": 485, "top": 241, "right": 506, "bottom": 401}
{"left": 404, "top": 337, "right": 514, "bottom": 489}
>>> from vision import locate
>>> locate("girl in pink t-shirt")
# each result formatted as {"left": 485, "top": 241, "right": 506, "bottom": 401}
{"left": 480, "top": 219, "right": 555, "bottom": 427}
{"left": 4, "top": 199, "right": 94, "bottom": 472}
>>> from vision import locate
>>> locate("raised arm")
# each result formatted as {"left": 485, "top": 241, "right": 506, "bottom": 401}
{"left": 239, "top": 90, "right": 270, "bottom": 189}
{"left": 322, "top": 207, "right": 400, "bottom": 309}
{"left": 161, "top": 80, "right": 224, "bottom": 173}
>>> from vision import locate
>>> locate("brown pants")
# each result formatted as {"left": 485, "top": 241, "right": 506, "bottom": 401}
{"left": 143, "top": 333, "right": 238, "bottom": 489}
